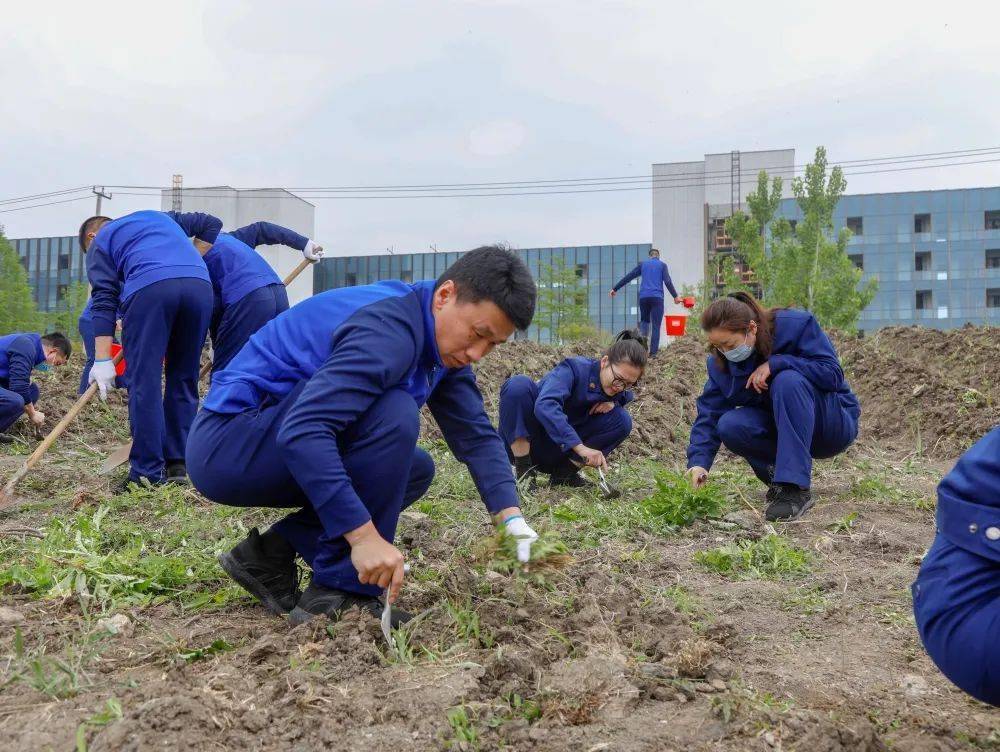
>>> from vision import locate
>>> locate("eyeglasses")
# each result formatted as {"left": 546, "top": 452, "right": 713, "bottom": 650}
{"left": 608, "top": 361, "right": 640, "bottom": 391}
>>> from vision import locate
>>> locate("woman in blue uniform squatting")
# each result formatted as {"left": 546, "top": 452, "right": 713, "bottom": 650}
{"left": 498, "top": 330, "right": 646, "bottom": 487}
{"left": 912, "top": 426, "right": 1000, "bottom": 706}
{"left": 686, "top": 292, "right": 860, "bottom": 521}
{"left": 198, "top": 221, "right": 325, "bottom": 375}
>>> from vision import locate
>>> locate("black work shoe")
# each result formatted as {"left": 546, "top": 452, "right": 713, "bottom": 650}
{"left": 111, "top": 476, "right": 142, "bottom": 495}
{"left": 765, "top": 485, "right": 814, "bottom": 521}
{"left": 288, "top": 581, "right": 412, "bottom": 627}
{"left": 765, "top": 484, "right": 779, "bottom": 504}
{"left": 218, "top": 527, "right": 300, "bottom": 616}
{"left": 550, "top": 471, "right": 592, "bottom": 489}
{"left": 164, "top": 462, "right": 190, "bottom": 485}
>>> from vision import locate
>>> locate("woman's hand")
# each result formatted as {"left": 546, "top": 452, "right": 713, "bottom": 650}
{"left": 589, "top": 401, "right": 614, "bottom": 415}
{"left": 746, "top": 361, "right": 771, "bottom": 393}
{"left": 573, "top": 444, "right": 608, "bottom": 470}
{"left": 686, "top": 466, "right": 709, "bottom": 488}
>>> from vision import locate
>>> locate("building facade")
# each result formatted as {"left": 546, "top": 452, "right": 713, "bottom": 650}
{"left": 776, "top": 186, "right": 1000, "bottom": 330}
{"left": 9, "top": 235, "right": 82, "bottom": 313}
{"left": 313, "top": 244, "right": 660, "bottom": 342}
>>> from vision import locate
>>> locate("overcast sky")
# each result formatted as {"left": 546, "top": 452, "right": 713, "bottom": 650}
{"left": 2, "top": 1, "right": 999, "bottom": 252}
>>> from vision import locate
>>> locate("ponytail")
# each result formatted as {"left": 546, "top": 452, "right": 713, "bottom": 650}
{"left": 700, "top": 292, "right": 778, "bottom": 370}
{"left": 605, "top": 328, "right": 648, "bottom": 371}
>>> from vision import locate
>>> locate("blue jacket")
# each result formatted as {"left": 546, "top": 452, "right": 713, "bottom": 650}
{"left": 686, "top": 309, "right": 860, "bottom": 470}
{"left": 613, "top": 257, "right": 678, "bottom": 300}
{"left": 79, "top": 298, "right": 122, "bottom": 326}
{"left": 534, "top": 357, "right": 634, "bottom": 452}
{"left": 205, "top": 222, "right": 309, "bottom": 307}
{"left": 934, "top": 426, "right": 1000, "bottom": 564}
{"left": 203, "top": 280, "right": 519, "bottom": 537}
{"left": 86, "top": 210, "right": 220, "bottom": 337}
{"left": 0, "top": 333, "right": 45, "bottom": 402}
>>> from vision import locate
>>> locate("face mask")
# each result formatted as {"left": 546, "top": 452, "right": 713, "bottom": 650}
{"left": 722, "top": 331, "right": 754, "bottom": 363}
{"left": 35, "top": 363, "right": 51, "bottom": 373}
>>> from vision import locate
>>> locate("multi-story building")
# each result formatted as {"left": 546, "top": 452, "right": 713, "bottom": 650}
{"left": 776, "top": 186, "right": 1000, "bottom": 329}
{"left": 314, "top": 244, "right": 656, "bottom": 342}
{"left": 8, "top": 235, "right": 82, "bottom": 313}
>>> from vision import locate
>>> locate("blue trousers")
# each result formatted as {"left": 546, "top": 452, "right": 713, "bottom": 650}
{"left": 639, "top": 297, "right": 664, "bottom": 355}
{"left": 716, "top": 370, "right": 858, "bottom": 488}
{"left": 209, "top": 283, "right": 289, "bottom": 375}
{"left": 912, "top": 535, "right": 1000, "bottom": 706}
{"left": 186, "top": 383, "right": 435, "bottom": 596}
{"left": 78, "top": 317, "right": 127, "bottom": 395}
{"left": 0, "top": 381, "right": 39, "bottom": 433}
{"left": 497, "top": 375, "right": 633, "bottom": 471}
{"left": 120, "top": 278, "right": 213, "bottom": 483}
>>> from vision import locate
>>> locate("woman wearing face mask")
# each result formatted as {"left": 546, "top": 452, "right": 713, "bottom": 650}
{"left": 499, "top": 330, "right": 646, "bottom": 488}
{"left": 685, "top": 292, "right": 860, "bottom": 521}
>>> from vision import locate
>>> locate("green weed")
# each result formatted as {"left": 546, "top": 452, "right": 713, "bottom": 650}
{"left": 446, "top": 598, "right": 493, "bottom": 648}
{"left": 445, "top": 705, "right": 479, "bottom": 749}
{"left": 695, "top": 535, "right": 811, "bottom": 580}
{"left": 639, "top": 470, "right": 727, "bottom": 527}
{"left": 481, "top": 529, "right": 571, "bottom": 579}
{"left": 3, "top": 626, "right": 103, "bottom": 699}
{"left": 76, "top": 697, "right": 123, "bottom": 752}
{"left": 178, "top": 638, "right": 236, "bottom": 663}
{"left": 660, "top": 584, "right": 699, "bottom": 614}
{"left": 827, "top": 511, "right": 858, "bottom": 534}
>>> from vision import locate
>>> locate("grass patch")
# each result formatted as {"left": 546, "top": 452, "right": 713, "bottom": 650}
{"left": 695, "top": 535, "right": 811, "bottom": 580}
{"left": 478, "top": 529, "right": 571, "bottom": 583}
{"left": 850, "top": 474, "right": 934, "bottom": 511}
{"left": 639, "top": 470, "right": 727, "bottom": 527}
{"left": 445, "top": 705, "right": 479, "bottom": 749}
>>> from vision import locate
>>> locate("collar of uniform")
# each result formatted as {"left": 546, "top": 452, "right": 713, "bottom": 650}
{"left": 586, "top": 358, "right": 612, "bottom": 398}
{"left": 412, "top": 280, "right": 445, "bottom": 371}
{"left": 32, "top": 334, "right": 46, "bottom": 367}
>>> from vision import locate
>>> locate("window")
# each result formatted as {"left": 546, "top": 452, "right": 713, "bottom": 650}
{"left": 846, "top": 216, "right": 863, "bottom": 235}
{"left": 914, "top": 251, "right": 932, "bottom": 271}
{"left": 575, "top": 263, "right": 588, "bottom": 280}
{"left": 400, "top": 270, "right": 413, "bottom": 284}
{"left": 988, "top": 289, "right": 1000, "bottom": 308}
{"left": 986, "top": 210, "right": 1000, "bottom": 230}
{"left": 58, "top": 253, "right": 71, "bottom": 271}
{"left": 914, "top": 213, "right": 931, "bottom": 233}
{"left": 987, "top": 249, "right": 1000, "bottom": 269}
{"left": 56, "top": 283, "right": 68, "bottom": 300}
{"left": 848, "top": 254, "right": 863, "bottom": 270}
{"left": 915, "top": 290, "right": 933, "bottom": 310}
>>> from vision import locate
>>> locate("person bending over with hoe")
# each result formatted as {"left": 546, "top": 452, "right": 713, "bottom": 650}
{"left": 686, "top": 292, "right": 859, "bottom": 521}
{"left": 186, "top": 246, "right": 539, "bottom": 626}
{"left": 0, "top": 332, "right": 71, "bottom": 442}
{"left": 80, "top": 210, "right": 220, "bottom": 491}
{"left": 609, "top": 247, "right": 681, "bottom": 357}
{"left": 198, "top": 221, "right": 325, "bottom": 375}
{"left": 912, "top": 426, "right": 1000, "bottom": 707}
{"left": 498, "top": 330, "right": 645, "bottom": 488}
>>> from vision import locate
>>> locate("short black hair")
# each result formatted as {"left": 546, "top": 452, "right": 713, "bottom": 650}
{"left": 649, "top": 247, "right": 660, "bottom": 257}
{"left": 436, "top": 245, "right": 536, "bottom": 330}
{"left": 78, "top": 216, "right": 112, "bottom": 251}
{"left": 42, "top": 332, "right": 72, "bottom": 359}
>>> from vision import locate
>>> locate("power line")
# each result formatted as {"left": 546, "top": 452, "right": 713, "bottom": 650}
{"left": 0, "top": 186, "right": 92, "bottom": 206}
{"left": 0, "top": 194, "right": 94, "bottom": 215}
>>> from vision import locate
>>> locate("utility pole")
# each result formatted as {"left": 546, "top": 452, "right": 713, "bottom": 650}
{"left": 171, "top": 174, "right": 183, "bottom": 212}
{"left": 92, "top": 186, "right": 112, "bottom": 215}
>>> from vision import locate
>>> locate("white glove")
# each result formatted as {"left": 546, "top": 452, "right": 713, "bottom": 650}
{"left": 503, "top": 515, "right": 539, "bottom": 563}
{"left": 302, "top": 240, "right": 324, "bottom": 261}
{"left": 89, "top": 359, "right": 117, "bottom": 400}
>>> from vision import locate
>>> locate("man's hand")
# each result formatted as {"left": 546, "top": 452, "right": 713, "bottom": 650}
{"left": 29, "top": 410, "right": 45, "bottom": 427}
{"left": 609, "top": 289, "right": 617, "bottom": 298}
{"left": 346, "top": 522, "right": 405, "bottom": 603}
{"left": 498, "top": 510, "right": 539, "bottom": 563}
{"left": 589, "top": 401, "right": 614, "bottom": 416}
{"left": 673, "top": 296, "right": 682, "bottom": 305}
{"left": 686, "top": 466, "right": 709, "bottom": 488}
{"left": 574, "top": 444, "right": 608, "bottom": 470}
{"left": 89, "top": 359, "right": 118, "bottom": 401}
{"left": 746, "top": 361, "right": 771, "bottom": 393}
{"left": 303, "top": 240, "right": 325, "bottom": 261}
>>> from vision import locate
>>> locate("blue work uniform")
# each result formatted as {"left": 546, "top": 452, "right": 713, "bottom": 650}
{"left": 686, "top": 309, "right": 860, "bottom": 488}
{"left": 913, "top": 426, "right": 1000, "bottom": 706}
{"left": 87, "top": 210, "right": 218, "bottom": 483}
{"left": 204, "top": 222, "right": 309, "bottom": 374}
{"left": 0, "top": 333, "right": 44, "bottom": 433}
{"left": 186, "top": 280, "right": 519, "bottom": 597}
{"left": 498, "top": 357, "right": 634, "bottom": 471}
{"left": 612, "top": 257, "right": 679, "bottom": 356}
{"left": 77, "top": 299, "right": 127, "bottom": 395}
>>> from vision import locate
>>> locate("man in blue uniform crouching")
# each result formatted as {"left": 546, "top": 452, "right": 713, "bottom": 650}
{"left": 186, "top": 245, "right": 539, "bottom": 626}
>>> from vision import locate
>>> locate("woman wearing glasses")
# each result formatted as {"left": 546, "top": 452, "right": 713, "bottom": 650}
{"left": 685, "top": 292, "right": 860, "bottom": 521}
{"left": 498, "top": 330, "right": 646, "bottom": 488}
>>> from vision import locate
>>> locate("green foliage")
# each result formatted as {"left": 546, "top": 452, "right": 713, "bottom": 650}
{"left": 695, "top": 535, "right": 811, "bottom": 580}
{"left": 0, "top": 229, "right": 43, "bottom": 333}
{"left": 446, "top": 598, "right": 493, "bottom": 648}
{"left": 639, "top": 470, "right": 727, "bottom": 527}
{"left": 827, "top": 511, "right": 858, "bottom": 534}
{"left": 724, "top": 148, "right": 878, "bottom": 332}
{"left": 76, "top": 698, "right": 123, "bottom": 752}
{"left": 535, "top": 258, "right": 599, "bottom": 343}
{"left": 485, "top": 529, "right": 571, "bottom": 578}
{"left": 446, "top": 705, "right": 479, "bottom": 749}
{"left": 178, "top": 638, "right": 236, "bottom": 662}
{"left": 47, "top": 280, "right": 90, "bottom": 339}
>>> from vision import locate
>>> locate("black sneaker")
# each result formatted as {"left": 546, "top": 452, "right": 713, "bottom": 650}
{"left": 765, "top": 485, "right": 814, "bottom": 521}
{"left": 766, "top": 484, "right": 779, "bottom": 504}
{"left": 218, "top": 527, "right": 300, "bottom": 615}
{"left": 165, "top": 462, "right": 190, "bottom": 485}
{"left": 287, "top": 581, "right": 412, "bottom": 627}
{"left": 111, "top": 475, "right": 143, "bottom": 495}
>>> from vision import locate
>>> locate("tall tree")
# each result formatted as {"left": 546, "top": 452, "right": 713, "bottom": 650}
{"left": 46, "top": 280, "right": 89, "bottom": 338}
{"left": 535, "top": 258, "right": 598, "bottom": 343}
{"left": 0, "top": 229, "right": 43, "bottom": 333}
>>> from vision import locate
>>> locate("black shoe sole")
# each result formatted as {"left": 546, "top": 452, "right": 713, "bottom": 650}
{"left": 218, "top": 551, "right": 292, "bottom": 617}
{"left": 765, "top": 495, "right": 816, "bottom": 522}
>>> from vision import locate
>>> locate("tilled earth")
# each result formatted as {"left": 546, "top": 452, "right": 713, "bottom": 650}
{"left": 0, "top": 327, "right": 998, "bottom": 751}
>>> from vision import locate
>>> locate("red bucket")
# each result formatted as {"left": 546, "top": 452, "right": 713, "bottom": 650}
{"left": 682, "top": 296, "right": 696, "bottom": 309}
{"left": 109, "top": 343, "right": 127, "bottom": 376}
{"left": 665, "top": 315, "right": 687, "bottom": 336}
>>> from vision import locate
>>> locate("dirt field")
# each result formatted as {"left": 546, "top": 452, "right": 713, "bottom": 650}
{"left": 1, "top": 327, "right": 997, "bottom": 751}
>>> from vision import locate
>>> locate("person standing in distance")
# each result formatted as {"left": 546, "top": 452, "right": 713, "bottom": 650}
{"left": 609, "top": 248, "right": 681, "bottom": 357}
